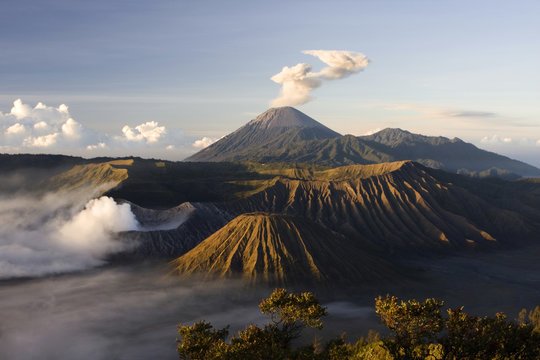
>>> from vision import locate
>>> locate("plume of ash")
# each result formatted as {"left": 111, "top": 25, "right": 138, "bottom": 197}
{"left": 0, "top": 190, "right": 139, "bottom": 279}
{"left": 270, "top": 50, "right": 370, "bottom": 107}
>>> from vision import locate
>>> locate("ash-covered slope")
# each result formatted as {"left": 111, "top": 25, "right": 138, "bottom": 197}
{"left": 185, "top": 107, "right": 341, "bottom": 162}
{"left": 169, "top": 213, "right": 389, "bottom": 284}
{"left": 224, "top": 161, "right": 539, "bottom": 252}
{"left": 119, "top": 202, "right": 234, "bottom": 257}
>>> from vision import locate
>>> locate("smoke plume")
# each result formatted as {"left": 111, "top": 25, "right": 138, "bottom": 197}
{"left": 0, "top": 191, "right": 139, "bottom": 279}
{"left": 270, "top": 50, "right": 369, "bottom": 107}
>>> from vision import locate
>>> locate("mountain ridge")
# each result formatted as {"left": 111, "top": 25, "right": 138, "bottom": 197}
{"left": 186, "top": 108, "right": 540, "bottom": 177}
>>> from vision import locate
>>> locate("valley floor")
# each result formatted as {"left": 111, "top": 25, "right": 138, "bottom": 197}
{"left": 1, "top": 244, "right": 539, "bottom": 360}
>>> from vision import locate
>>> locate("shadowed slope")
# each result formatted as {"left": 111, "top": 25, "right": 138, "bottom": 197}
{"left": 170, "top": 213, "right": 388, "bottom": 284}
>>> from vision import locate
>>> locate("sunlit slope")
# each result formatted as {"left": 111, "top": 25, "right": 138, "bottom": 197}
{"left": 170, "top": 213, "right": 389, "bottom": 284}
{"left": 225, "top": 161, "right": 539, "bottom": 251}
{"left": 44, "top": 159, "right": 132, "bottom": 192}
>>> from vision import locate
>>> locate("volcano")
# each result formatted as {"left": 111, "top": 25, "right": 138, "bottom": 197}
{"left": 186, "top": 107, "right": 540, "bottom": 177}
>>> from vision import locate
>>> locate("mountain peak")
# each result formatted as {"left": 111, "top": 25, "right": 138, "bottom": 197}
{"left": 363, "top": 128, "right": 456, "bottom": 147}
{"left": 248, "top": 107, "right": 330, "bottom": 130}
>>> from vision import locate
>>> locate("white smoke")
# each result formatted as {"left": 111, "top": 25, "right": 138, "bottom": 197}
{"left": 0, "top": 192, "right": 139, "bottom": 279}
{"left": 270, "top": 50, "right": 370, "bottom": 107}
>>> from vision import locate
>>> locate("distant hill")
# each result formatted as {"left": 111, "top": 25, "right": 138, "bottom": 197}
{"left": 186, "top": 108, "right": 540, "bottom": 178}
{"left": 358, "top": 128, "right": 540, "bottom": 177}
{"left": 169, "top": 212, "right": 392, "bottom": 285}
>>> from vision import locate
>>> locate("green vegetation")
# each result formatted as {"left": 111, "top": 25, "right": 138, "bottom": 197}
{"left": 176, "top": 290, "right": 540, "bottom": 359}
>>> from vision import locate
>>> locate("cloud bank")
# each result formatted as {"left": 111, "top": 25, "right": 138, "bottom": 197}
{"left": 270, "top": 50, "right": 370, "bottom": 107}
{"left": 0, "top": 99, "right": 189, "bottom": 158}
{"left": 0, "top": 191, "right": 139, "bottom": 279}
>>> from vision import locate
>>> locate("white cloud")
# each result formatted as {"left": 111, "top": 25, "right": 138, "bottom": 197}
{"left": 34, "top": 121, "right": 49, "bottom": 130}
{"left": 23, "top": 133, "right": 59, "bottom": 147}
{"left": 481, "top": 135, "right": 513, "bottom": 144}
{"left": 270, "top": 50, "right": 369, "bottom": 107}
{"left": 192, "top": 136, "right": 216, "bottom": 149}
{"left": 121, "top": 121, "right": 166, "bottom": 144}
{"left": 87, "top": 142, "right": 106, "bottom": 150}
{"left": 57, "top": 103, "right": 69, "bottom": 113}
{"left": 34, "top": 102, "right": 47, "bottom": 110}
{"left": 362, "top": 127, "right": 382, "bottom": 136}
{"left": 5, "top": 123, "right": 25, "bottom": 135}
{"left": 10, "top": 98, "right": 31, "bottom": 119}
{"left": 61, "top": 118, "right": 82, "bottom": 139}
{"left": 0, "top": 99, "right": 187, "bottom": 158}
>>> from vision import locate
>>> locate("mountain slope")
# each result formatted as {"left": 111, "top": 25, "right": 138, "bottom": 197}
{"left": 359, "top": 128, "right": 540, "bottom": 177}
{"left": 185, "top": 107, "right": 540, "bottom": 177}
{"left": 224, "top": 161, "right": 539, "bottom": 252}
{"left": 186, "top": 107, "right": 341, "bottom": 162}
{"left": 125, "top": 161, "right": 540, "bottom": 262}
{"left": 169, "top": 213, "right": 390, "bottom": 284}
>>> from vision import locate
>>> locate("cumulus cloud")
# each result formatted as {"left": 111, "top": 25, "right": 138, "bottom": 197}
{"left": 192, "top": 136, "right": 216, "bottom": 149}
{"left": 23, "top": 133, "right": 59, "bottom": 147}
{"left": 481, "top": 135, "right": 513, "bottom": 144}
{"left": 270, "top": 50, "right": 369, "bottom": 107}
{"left": 120, "top": 121, "right": 166, "bottom": 144}
{"left": 362, "top": 127, "right": 383, "bottom": 136}
{"left": 0, "top": 99, "right": 183, "bottom": 157}
{"left": 5, "top": 123, "right": 25, "bottom": 135}
{"left": 0, "top": 192, "right": 139, "bottom": 279}
{"left": 10, "top": 98, "right": 31, "bottom": 119}
{"left": 86, "top": 142, "right": 106, "bottom": 150}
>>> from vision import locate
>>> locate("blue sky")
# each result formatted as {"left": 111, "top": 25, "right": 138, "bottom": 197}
{"left": 0, "top": 0, "right": 539, "bottom": 165}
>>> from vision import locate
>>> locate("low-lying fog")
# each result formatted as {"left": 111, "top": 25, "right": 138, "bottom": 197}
{"left": 0, "top": 265, "right": 377, "bottom": 360}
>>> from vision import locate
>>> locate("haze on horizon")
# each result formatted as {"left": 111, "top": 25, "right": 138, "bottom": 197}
{"left": 0, "top": 0, "right": 538, "bottom": 166}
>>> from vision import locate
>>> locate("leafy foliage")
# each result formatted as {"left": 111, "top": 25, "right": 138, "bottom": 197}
{"left": 375, "top": 295, "right": 444, "bottom": 359}
{"left": 176, "top": 290, "right": 540, "bottom": 360}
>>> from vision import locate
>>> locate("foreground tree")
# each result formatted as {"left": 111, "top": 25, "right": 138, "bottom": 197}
{"left": 177, "top": 290, "right": 539, "bottom": 360}
{"left": 375, "top": 295, "right": 444, "bottom": 359}
{"left": 176, "top": 288, "right": 327, "bottom": 360}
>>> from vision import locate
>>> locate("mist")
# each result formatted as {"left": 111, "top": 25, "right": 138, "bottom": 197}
{"left": 0, "top": 265, "right": 377, "bottom": 360}
{"left": 0, "top": 188, "right": 139, "bottom": 279}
